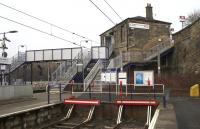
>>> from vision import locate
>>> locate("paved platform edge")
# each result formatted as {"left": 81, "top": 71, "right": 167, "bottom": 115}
{"left": 155, "top": 103, "right": 178, "bottom": 129}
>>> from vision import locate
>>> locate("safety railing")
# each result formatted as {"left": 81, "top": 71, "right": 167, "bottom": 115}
{"left": 68, "top": 82, "right": 164, "bottom": 95}
{"left": 64, "top": 82, "right": 165, "bottom": 103}
{"left": 107, "top": 54, "right": 123, "bottom": 69}
{"left": 122, "top": 51, "right": 144, "bottom": 63}
{"left": 62, "top": 48, "right": 91, "bottom": 84}
{"left": 5, "top": 52, "right": 26, "bottom": 73}
{"left": 84, "top": 59, "right": 102, "bottom": 91}
{"left": 82, "top": 48, "right": 92, "bottom": 70}
{"left": 62, "top": 53, "right": 81, "bottom": 83}
{"left": 107, "top": 39, "right": 174, "bottom": 69}
{"left": 108, "top": 44, "right": 114, "bottom": 57}
{"left": 51, "top": 61, "right": 71, "bottom": 81}
{"left": 143, "top": 40, "right": 174, "bottom": 61}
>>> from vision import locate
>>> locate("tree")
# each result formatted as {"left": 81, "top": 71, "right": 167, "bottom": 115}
{"left": 186, "top": 10, "right": 200, "bottom": 25}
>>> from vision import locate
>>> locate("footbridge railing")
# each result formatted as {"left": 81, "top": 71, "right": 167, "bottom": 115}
{"left": 84, "top": 59, "right": 102, "bottom": 91}
{"left": 62, "top": 49, "right": 91, "bottom": 84}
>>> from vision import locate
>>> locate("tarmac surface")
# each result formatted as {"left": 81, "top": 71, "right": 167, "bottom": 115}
{"left": 171, "top": 97, "right": 200, "bottom": 129}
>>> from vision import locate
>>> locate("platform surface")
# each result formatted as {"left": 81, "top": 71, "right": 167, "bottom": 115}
{"left": 0, "top": 92, "right": 70, "bottom": 117}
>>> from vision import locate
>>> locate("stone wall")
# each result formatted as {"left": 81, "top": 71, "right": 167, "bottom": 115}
{"left": 171, "top": 18, "right": 200, "bottom": 74}
{"left": 0, "top": 103, "right": 64, "bottom": 129}
{"left": 100, "top": 18, "right": 171, "bottom": 61}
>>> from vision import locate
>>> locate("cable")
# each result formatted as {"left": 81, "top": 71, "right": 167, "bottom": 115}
{"left": 0, "top": 2, "right": 99, "bottom": 44}
{"left": 103, "top": 0, "right": 123, "bottom": 21}
{"left": 0, "top": 15, "right": 87, "bottom": 48}
{"left": 88, "top": 0, "right": 116, "bottom": 25}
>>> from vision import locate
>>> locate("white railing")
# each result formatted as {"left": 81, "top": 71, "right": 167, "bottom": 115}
{"left": 62, "top": 52, "right": 82, "bottom": 83}
{"left": 84, "top": 59, "right": 102, "bottom": 91}
{"left": 51, "top": 61, "right": 71, "bottom": 81}
{"left": 82, "top": 49, "right": 92, "bottom": 69}
{"left": 5, "top": 52, "right": 26, "bottom": 73}
{"left": 62, "top": 48, "right": 91, "bottom": 84}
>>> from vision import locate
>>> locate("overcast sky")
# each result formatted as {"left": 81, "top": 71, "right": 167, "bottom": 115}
{"left": 0, "top": 0, "right": 199, "bottom": 57}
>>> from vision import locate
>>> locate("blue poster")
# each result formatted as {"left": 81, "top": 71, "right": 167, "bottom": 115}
{"left": 136, "top": 73, "right": 143, "bottom": 84}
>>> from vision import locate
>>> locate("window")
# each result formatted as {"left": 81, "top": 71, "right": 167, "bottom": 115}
{"left": 121, "top": 25, "right": 125, "bottom": 42}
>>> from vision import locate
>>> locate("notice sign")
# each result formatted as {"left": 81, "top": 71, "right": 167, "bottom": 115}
{"left": 101, "top": 71, "right": 117, "bottom": 83}
{"left": 129, "top": 23, "right": 149, "bottom": 29}
{"left": 134, "top": 71, "right": 154, "bottom": 86}
{"left": 118, "top": 72, "right": 127, "bottom": 85}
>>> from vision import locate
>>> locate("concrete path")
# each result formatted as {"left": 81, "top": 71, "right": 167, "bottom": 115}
{"left": 171, "top": 97, "right": 200, "bottom": 129}
{"left": 155, "top": 103, "right": 178, "bottom": 129}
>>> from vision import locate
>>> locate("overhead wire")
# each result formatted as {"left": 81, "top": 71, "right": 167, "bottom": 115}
{"left": 0, "top": 2, "right": 99, "bottom": 44}
{"left": 88, "top": 0, "right": 116, "bottom": 25}
{"left": 0, "top": 15, "right": 86, "bottom": 48}
{"left": 102, "top": 0, "right": 123, "bottom": 21}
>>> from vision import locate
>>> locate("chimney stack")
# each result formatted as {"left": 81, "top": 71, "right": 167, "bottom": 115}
{"left": 146, "top": 3, "right": 153, "bottom": 20}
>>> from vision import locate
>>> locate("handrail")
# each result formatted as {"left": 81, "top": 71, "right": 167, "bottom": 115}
{"left": 62, "top": 53, "right": 81, "bottom": 84}
{"left": 107, "top": 55, "right": 122, "bottom": 69}
{"left": 84, "top": 59, "right": 102, "bottom": 91}
{"left": 143, "top": 40, "right": 174, "bottom": 61}
{"left": 51, "top": 61, "right": 72, "bottom": 81}
{"left": 108, "top": 44, "right": 113, "bottom": 57}
{"left": 62, "top": 48, "right": 91, "bottom": 84}
{"left": 5, "top": 52, "right": 26, "bottom": 73}
{"left": 107, "top": 40, "right": 174, "bottom": 69}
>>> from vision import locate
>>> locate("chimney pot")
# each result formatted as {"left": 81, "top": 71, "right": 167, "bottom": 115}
{"left": 146, "top": 3, "right": 153, "bottom": 20}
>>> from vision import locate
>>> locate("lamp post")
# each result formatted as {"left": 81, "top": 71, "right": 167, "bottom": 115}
{"left": 0, "top": 31, "right": 18, "bottom": 58}
{"left": 18, "top": 44, "right": 27, "bottom": 62}
{"left": 0, "top": 30, "right": 18, "bottom": 85}
{"left": 79, "top": 40, "right": 92, "bottom": 90}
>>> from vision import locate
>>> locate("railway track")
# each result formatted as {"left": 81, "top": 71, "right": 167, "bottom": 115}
{"left": 42, "top": 119, "right": 145, "bottom": 129}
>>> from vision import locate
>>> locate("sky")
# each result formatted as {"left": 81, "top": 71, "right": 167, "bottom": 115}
{"left": 0, "top": 0, "right": 199, "bottom": 57}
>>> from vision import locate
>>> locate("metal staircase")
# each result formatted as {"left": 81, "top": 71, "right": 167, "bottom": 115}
{"left": 51, "top": 61, "right": 72, "bottom": 81}
{"left": 59, "top": 48, "right": 91, "bottom": 84}
{"left": 5, "top": 52, "right": 26, "bottom": 73}
{"left": 84, "top": 59, "right": 102, "bottom": 91}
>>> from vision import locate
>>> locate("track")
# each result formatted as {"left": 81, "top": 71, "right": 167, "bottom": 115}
{"left": 42, "top": 119, "right": 145, "bottom": 129}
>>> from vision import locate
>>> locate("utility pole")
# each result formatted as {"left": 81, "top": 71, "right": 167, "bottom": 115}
{"left": 0, "top": 30, "right": 18, "bottom": 85}
{"left": 179, "top": 16, "right": 186, "bottom": 29}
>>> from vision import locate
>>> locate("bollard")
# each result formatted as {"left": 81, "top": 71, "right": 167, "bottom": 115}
{"left": 120, "top": 81, "right": 122, "bottom": 97}
{"left": 153, "top": 87, "right": 156, "bottom": 99}
{"left": 163, "top": 95, "right": 166, "bottom": 108}
{"left": 71, "top": 80, "right": 74, "bottom": 96}
{"left": 89, "top": 83, "right": 92, "bottom": 99}
{"left": 47, "top": 84, "right": 50, "bottom": 104}
{"left": 109, "top": 83, "right": 111, "bottom": 102}
{"left": 59, "top": 83, "right": 62, "bottom": 102}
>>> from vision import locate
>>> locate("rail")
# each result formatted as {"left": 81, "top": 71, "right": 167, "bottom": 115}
{"left": 61, "top": 48, "right": 91, "bottom": 84}
{"left": 143, "top": 40, "right": 174, "bottom": 61}
{"left": 5, "top": 52, "right": 26, "bottom": 73}
{"left": 108, "top": 44, "right": 114, "bottom": 57}
{"left": 51, "top": 61, "right": 71, "bottom": 81}
{"left": 84, "top": 59, "right": 102, "bottom": 91}
{"left": 107, "top": 55, "right": 123, "bottom": 69}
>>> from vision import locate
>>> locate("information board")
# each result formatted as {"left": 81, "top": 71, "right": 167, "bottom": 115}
{"left": 101, "top": 71, "right": 117, "bottom": 83}
{"left": 118, "top": 72, "right": 127, "bottom": 85}
{"left": 134, "top": 71, "right": 154, "bottom": 86}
